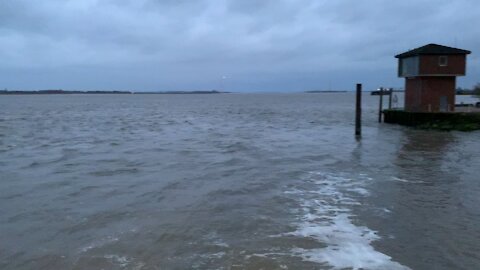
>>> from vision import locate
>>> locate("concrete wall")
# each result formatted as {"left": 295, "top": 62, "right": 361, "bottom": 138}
{"left": 383, "top": 109, "right": 480, "bottom": 131}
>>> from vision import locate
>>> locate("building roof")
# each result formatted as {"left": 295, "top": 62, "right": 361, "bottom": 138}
{"left": 395, "top": 43, "right": 471, "bottom": 58}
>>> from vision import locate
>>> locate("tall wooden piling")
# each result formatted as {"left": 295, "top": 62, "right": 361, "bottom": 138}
{"left": 388, "top": 88, "right": 393, "bottom": 109}
{"left": 355, "top": 84, "right": 362, "bottom": 137}
{"left": 378, "top": 87, "right": 384, "bottom": 123}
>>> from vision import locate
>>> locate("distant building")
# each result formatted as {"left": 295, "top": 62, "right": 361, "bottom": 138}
{"left": 395, "top": 44, "right": 471, "bottom": 112}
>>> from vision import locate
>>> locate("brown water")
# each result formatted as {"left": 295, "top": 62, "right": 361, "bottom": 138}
{"left": 1, "top": 93, "right": 479, "bottom": 270}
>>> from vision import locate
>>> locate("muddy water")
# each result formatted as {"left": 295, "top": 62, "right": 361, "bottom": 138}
{"left": 1, "top": 93, "right": 479, "bottom": 269}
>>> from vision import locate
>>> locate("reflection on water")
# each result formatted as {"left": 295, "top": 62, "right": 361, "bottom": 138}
{"left": 366, "top": 129, "right": 480, "bottom": 270}
{"left": 395, "top": 130, "right": 455, "bottom": 183}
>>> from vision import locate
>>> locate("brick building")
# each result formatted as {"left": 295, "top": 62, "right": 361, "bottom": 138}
{"left": 395, "top": 44, "right": 471, "bottom": 112}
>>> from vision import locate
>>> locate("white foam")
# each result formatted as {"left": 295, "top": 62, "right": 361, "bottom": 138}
{"left": 200, "top": 252, "right": 226, "bottom": 259}
{"left": 203, "top": 232, "right": 230, "bottom": 248}
{"left": 104, "top": 254, "right": 145, "bottom": 270}
{"left": 391, "top": 176, "right": 424, "bottom": 184}
{"left": 245, "top": 252, "right": 289, "bottom": 259}
{"left": 347, "top": 187, "right": 370, "bottom": 196}
{"left": 287, "top": 172, "right": 410, "bottom": 270}
{"left": 104, "top": 254, "right": 130, "bottom": 267}
{"left": 80, "top": 236, "right": 119, "bottom": 253}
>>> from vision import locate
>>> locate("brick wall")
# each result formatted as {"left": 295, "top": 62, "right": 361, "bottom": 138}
{"left": 405, "top": 77, "right": 422, "bottom": 111}
{"left": 404, "top": 77, "right": 456, "bottom": 112}
{"left": 419, "top": 55, "right": 466, "bottom": 75}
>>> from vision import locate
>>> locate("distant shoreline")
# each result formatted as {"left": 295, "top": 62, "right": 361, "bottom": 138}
{"left": 0, "top": 90, "right": 228, "bottom": 95}
{"left": 305, "top": 90, "right": 348, "bottom": 93}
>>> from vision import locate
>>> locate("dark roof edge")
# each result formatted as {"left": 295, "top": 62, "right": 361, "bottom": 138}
{"left": 395, "top": 43, "right": 471, "bottom": 58}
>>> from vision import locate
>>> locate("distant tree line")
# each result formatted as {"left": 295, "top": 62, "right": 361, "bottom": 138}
{"left": 0, "top": 89, "right": 132, "bottom": 95}
{"left": 474, "top": 83, "right": 480, "bottom": 95}
{"left": 0, "top": 89, "right": 227, "bottom": 95}
{"left": 456, "top": 84, "right": 480, "bottom": 96}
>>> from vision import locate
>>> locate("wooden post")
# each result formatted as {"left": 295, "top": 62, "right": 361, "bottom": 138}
{"left": 355, "top": 84, "right": 362, "bottom": 137}
{"left": 378, "top": 87, "right": 384, "bottom": 123}
{"left": 388, "top": 88, "right": 393, "bottom": 109}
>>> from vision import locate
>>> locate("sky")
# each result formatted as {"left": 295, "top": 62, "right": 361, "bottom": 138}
{"left": 1, "top": 0, "right": 479, "bottom": 92}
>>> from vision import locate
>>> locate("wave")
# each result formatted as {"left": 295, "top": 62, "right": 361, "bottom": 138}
{"left": 284, "top": 172, "right": 410, "bottom": 270}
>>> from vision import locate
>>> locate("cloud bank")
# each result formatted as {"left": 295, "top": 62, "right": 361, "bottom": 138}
{"left": 1, "top": 0, "right": 479, "bottom": 91}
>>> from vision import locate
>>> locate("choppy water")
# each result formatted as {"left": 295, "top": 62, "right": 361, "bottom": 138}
{"left": 1, "top": 93, "right": 479, "bottom": 270}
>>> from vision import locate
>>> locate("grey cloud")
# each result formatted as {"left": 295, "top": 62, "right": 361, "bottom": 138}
{"left": 0, "top": 0, "right": 479, "bottom": 91}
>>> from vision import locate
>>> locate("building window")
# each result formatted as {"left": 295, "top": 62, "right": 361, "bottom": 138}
{"left": 439, "top": 56, "right": 448, "bottom": 66}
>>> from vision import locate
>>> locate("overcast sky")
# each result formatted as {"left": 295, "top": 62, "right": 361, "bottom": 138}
{"left": 1, "top": 0, "right": 479, "bottom": 92}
